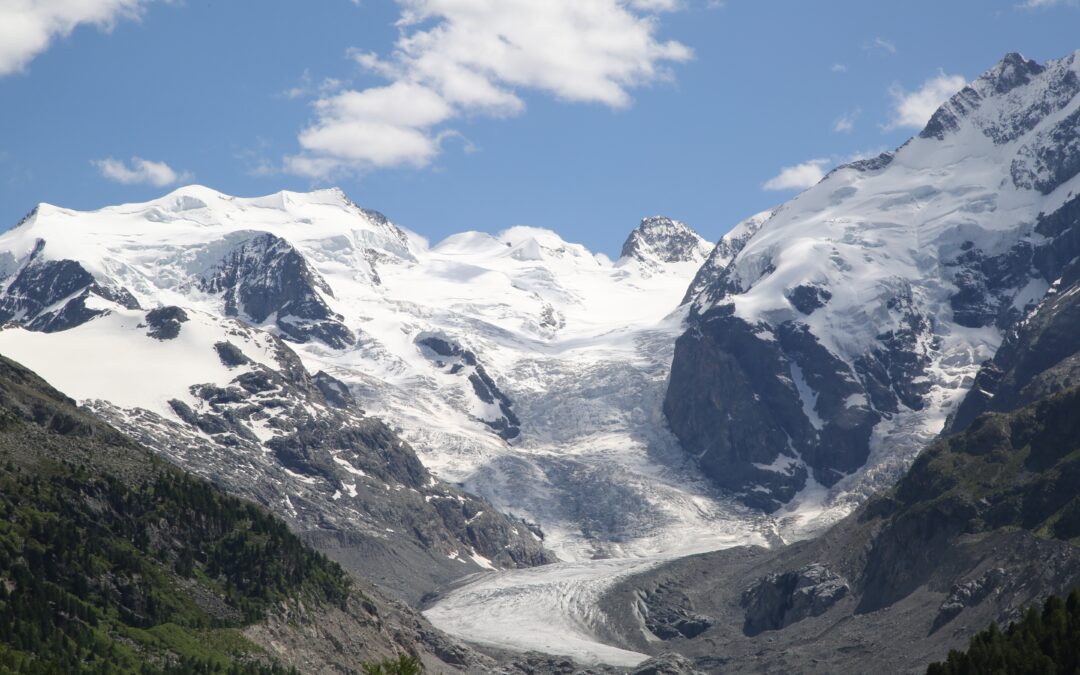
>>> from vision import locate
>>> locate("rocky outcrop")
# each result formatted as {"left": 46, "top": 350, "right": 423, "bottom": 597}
{"left": 1012, "top": 105, "right": 1080, "bottom": 194}
{"left": 664, "top": 306, "right": 882, "bottom": 509}
{"left": 95, "top": 327, "right": 554, "bottom": 604}
{"left": 741, "top": 564, "right": 849, "bottom": 635}
{"left": 0, "top": 240, "right": 140, "bottom": 332}
{"left": 664, "top": 308, "right": 809, "bottom": 509}
{"left": 620, "top": 217, "right": 711, "bottom": 267}
{"left": 198, "top": 232, "right": 354, "bottom": 348}
{"left": 946, "top": 240, "right": 1035, "bottom": 329}
{"left": 642, "top": 590, "right": 712, "bottom": 641}
{"left": 932, "top": 568, "right": 1008, "bottom": 632}
{"left": 145, "top": 305, "right": 189, "bottom": 340}
{"left": 417, "top": 335, "right": 521, "bottom": 441}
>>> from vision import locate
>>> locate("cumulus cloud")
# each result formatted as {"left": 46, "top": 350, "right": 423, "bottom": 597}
{"left": 287, "top": 0, "right": 692, "bottom": 177}
{"left": 885, "top": 70, "right": 966, "bottom": 131}
{"left": 763, "top": 158, "right": 830, "bottom": 191}
{"left": 0, "top": 0, "right": 150, "bottom": 77}
{"left": 93, "top": 157, "right": 190, "bottom": 186}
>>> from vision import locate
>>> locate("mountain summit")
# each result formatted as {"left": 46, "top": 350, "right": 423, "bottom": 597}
{"left": 620, "top": 216, "right": 711, "bottom": 267}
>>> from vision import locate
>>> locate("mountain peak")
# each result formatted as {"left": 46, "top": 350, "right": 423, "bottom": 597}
{"left": 977, "top": 51, "right": 1045, "bottom": 95}
{"left": 920, "top": 50, "right": 1079, "bottom": 143}
{"left": 620, "top": 216, "right": 710, "bottom": 266}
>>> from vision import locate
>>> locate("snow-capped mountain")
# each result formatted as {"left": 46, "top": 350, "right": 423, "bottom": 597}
{"left": 0, "top": 186, "right": 771, "bottom": 578}
{"left": 667, "top": 50, "right": 1080, "bottom": 531}
{"left": 619, "top": 216, "right": 711, "bottom": 269}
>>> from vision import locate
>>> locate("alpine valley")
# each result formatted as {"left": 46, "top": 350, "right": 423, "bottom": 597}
{"left": 5, "top": 49, "right": 1080, "bottom": 674}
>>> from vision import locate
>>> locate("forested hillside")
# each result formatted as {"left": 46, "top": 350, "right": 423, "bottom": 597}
{"left": 0, "top": 354, "right": 370, "bottom": 673}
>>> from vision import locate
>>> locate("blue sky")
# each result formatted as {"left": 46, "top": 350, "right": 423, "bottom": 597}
{"left": 0, "top": 0, "right": 1078, "bottom": 257}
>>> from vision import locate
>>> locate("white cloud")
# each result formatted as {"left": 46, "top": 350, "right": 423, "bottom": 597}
{"left": 885, "top": 70, "right": 967, "bottom": 131}
{"left": 288, "top": 0, "right": 692, "bottom": 177}
{"left": 831, "top": 63, "right": 848, "bottom": 73}
{"left": 763, "top": 158, "right": 829, "bottom": 191}
{"left": 0, "top": 0, "right": 151, "bottom": 77}
{"left": 833, "top": 108, "right": 861, "bottom": 133}
{"left": 93, "top": 157, "right": 190, "bottom": 186}
{"left": 761, "top": 148, "right": 889, "bottom": 193}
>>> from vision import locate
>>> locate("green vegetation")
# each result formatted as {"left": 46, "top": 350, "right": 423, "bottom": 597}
{"left": 883, "top": 387, "right": 1080, "bottom": 540}
{"left": 927, "top": 589, "right": 1080, "bottom": 674}
{"left": 0, "top": 355, "right": 351, "bottom": 673}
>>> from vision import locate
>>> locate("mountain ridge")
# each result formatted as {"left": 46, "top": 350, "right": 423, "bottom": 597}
{"left": 666, "top": 48, "right": 1080, "bottom": 530}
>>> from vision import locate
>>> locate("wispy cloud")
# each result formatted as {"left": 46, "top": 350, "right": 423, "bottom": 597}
{"left": 281, "top": 69, "right": 344, "bottom": 100}
{"left": 763, "top": 159, "right": 830, "bottom": 191}
{"left": 884, "top": 70, "right": 967, "bottom": 131}
{"left": 831, "top": 63, "right": 848, "bottom": 73}
{"left": 833, "top": 108, "right": 861, "bottom": 133}
{"left": 0, "top": 0, "right": 150, "bottom": 77}
{"left": 864, "top": 37, "right": 897, "bottom": 55}
{"left": 286, "top": 0, "right": 692, "bottom": 177}
{"left": 93, "top": 157, "right": 191, "bottom": 187}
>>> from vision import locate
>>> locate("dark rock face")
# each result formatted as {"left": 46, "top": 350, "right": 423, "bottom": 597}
{"left": 620, "top": 216, "right": 707, "bottom": 265}
{"left": 825, "top": 152, "right": 895, "bottom": 178}
{"left": 313, "top": 370, "right": 355, "bottom": 409}
{"left": 741, "top": 564, "right": 849, "bottom": 635}
{"left": 664, "top": 307, "right": 881, "bottom": 509}
{"left": 1012, "top": 105, "right": 1080, "bottom": 194}
{"left": 664, "top": 308, "right": 808, "bottom": 510}
{"left": 948, "top": 195, "right": 1080, "bottom": 432}
{"left": 0, "top": 241, "right": 140, "bottom": 332}
{"left": 787, "top": 284, "right": 832, "bottom": 315}
{"left": 198, "top": 232, "right": 354, "bottom": 348}
{"left": 947, "top": 240, "right": 1035, "bottom": 329}
{"left": 214, "top": 341, "right": 251, "bottom": 367}
{"left": 641, "top": 582, "right": 713, "bottom": 641}
{"left": 145, "top": 306, "right": 189, "bottom": 340}
{"left": 417, "top": 336, "right": 521, "bottom": 441}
